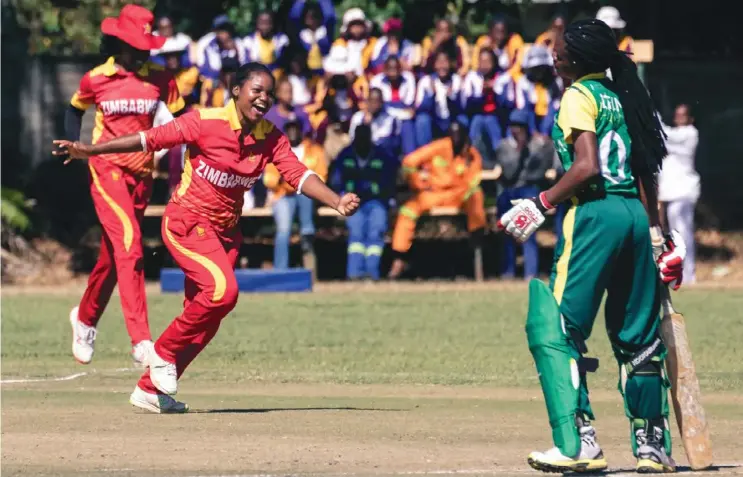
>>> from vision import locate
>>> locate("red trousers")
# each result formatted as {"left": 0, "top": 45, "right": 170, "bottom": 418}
{"left": 138, "top": 202, "right": 240, "bottom": 393}
{"left": 78, "top": 158, "right": 152, "bottom": 345}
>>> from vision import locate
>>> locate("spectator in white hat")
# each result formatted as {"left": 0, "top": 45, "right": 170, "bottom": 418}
{"left": 332, "top": 8, "right": 377, "bottom": 76}
{"left": 596, "top": 5, "right": 635, "bottom": 59}
{"left": 659, "top": 104, "right": 700, "bottom": 284}
{"left": 515, "top": 45, "right": 563, "bottom": 137}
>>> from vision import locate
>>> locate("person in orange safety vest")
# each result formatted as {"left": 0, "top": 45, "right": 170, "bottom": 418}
{"left": 388, "top": 121, "right": 486, "bottom": 279}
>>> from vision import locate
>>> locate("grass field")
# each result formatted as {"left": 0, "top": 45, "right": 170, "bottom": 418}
{"left": 2, "top": 282, "right": 742, "bottom": 476}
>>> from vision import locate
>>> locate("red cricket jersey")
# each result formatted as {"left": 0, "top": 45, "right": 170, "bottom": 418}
{"left": 143, "top": 99, "right": 311, "bottom": 230}
{"left": 71, "top": 56, "right": 185, "bottom": 175}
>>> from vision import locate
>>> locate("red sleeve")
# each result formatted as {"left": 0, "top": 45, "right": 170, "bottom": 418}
{"left": 270, "top": 131, "right": 309, "bottom": 190}
{"left": 70, "top": 72, "right": 95, "bottom": 110}
{"left": 144, "top": 110, "right": 201, "bottom": 151}
{"left": 160, "top": 71, "right": 186, "bottom": 114}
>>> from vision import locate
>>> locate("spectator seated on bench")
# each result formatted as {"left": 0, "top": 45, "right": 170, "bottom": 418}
{"left": 388, "top": 121, "right": 485, "bottom": 279}
{"left": 494, "top": 109, "right": 554, "bottom": 279}
{"left": 263, "top": 119, "right": 327, "bottom": 270}
{"left": 330, "top": 124, "right": 398, "bottom": 281}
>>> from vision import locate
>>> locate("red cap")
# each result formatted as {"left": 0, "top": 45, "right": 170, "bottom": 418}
{"left": 383, "top": 18, "right": 403, "bottom": 34}
{"left": 101, "top": 5, "right": 165, "bottom": 51}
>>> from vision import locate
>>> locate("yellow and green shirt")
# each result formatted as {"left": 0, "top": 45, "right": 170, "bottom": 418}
{"left": 552, "top": 73, "right": 636, "bottom": 196}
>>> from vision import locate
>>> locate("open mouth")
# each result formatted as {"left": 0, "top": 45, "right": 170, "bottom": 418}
{"left": 252, "top": 103, "right": 268, "bottom": 115}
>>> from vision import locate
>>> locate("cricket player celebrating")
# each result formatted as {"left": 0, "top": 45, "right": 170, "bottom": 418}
{"left": 54, "top": 62, "right": 360, "bottom": 413}
{"left": 63, "top": 5, "right": 184, "bottom": 367}
{"left": 497, "top": 20, "right": 685, "bottom": 473}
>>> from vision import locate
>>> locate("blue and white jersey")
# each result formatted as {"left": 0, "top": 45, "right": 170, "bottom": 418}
{"left": 242, "top": 32, "right": 290, "bottom": 70}
{"left": 194, "top": 33, "right": 248, "bottom": 80}
{"left": 367, "top": 36, "right": 416, "bottom": 74}
{"left": 369, "top": 72, "right": 416, "bottom": 121}
{"left": 493, "top": 71, "right": 522, "bottom": 111}
{"left": 415, "top": 73, "right": 463, "bottom": 120}
{"left": 349, "top": 109, "right": 402, "bottom": 158}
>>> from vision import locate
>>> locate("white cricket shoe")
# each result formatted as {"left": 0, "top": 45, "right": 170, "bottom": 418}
{"left": 129, "top": 386, "right": 188, "bottom": 414}
{"left": 132, "top": 340, "right": 154, "bottom": 367}
{"left": 528, "top": 423, "right": 608, "bottom": 473}
{"left": 69, "top": 306, "right": 96, "bottom": 364}
{"left": 148, "top": 348, "right": 178, "bottom": 395}
{"left": 636, "top": 423, "right": 676, "bottom": 473}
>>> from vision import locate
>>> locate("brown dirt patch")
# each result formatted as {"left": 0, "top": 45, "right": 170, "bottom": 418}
{"left": 2, "top": 382, "right": 740, "bottom": 477}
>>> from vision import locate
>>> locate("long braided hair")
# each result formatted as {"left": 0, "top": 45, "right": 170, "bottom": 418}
{"left": 563, "top": 19, "right": 666, "bottom": 179}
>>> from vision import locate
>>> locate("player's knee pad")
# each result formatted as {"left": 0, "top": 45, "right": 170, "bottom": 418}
{"left": 616, "top": 338, "right": 672, "bottom": 456}
{"left": 525, "top": 279, "right": 585, "bottom": 457}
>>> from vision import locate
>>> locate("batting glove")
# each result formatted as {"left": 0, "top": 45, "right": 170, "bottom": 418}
{"left": 498, "top": 192, "right": 553, "bottom": 243}
{"left": 657, "top": 230, "right": 686, "bottom": 290}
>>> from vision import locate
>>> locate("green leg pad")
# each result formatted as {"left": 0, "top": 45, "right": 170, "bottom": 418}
{"left": 525, "top": 279, "right": 582, "bottom": 458}
{"left": 619, "top": 357, "right": 672, "bottom": 456}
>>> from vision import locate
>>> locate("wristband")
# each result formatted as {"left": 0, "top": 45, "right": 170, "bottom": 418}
{"left": 538, "top": 192, "right": 555, "bottom": 211}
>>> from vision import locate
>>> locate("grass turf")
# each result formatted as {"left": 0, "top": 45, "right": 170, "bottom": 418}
{"left": 2, "top": 287, "right": 741, "bottom": 391}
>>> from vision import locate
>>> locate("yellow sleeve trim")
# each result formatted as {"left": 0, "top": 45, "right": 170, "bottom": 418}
{"left": 557, "top": 84, "right": 598, "bottom": 142}
{"left": 167, "top": 96, "right": 186, "bottom": 114}
{"left": 70, "top": 93, "right": 92, "bottom": 110}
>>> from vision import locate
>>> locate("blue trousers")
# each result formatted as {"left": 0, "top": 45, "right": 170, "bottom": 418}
{"left": 345, "top": 200, "right": 388, "bottom": 280}
{"left": 497, "top": 185, "right": 539, "bottom": 278}
{"left": 414, "top": 113, "right": 452, "bottom": 146}
{"left": 400, "top": 119, "right": 417, "bottom": 155}
{"left": 469, "top": 114, "right": 503, "bottom": 165}
{"left": 272, "top": 194, "right": 315, "bottom": 269}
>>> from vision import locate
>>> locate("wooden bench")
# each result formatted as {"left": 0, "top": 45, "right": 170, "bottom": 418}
{"left": 144, "top": 168, "right": 504, "bottom": 281}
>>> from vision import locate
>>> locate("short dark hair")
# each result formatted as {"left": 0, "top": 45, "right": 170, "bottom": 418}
{"left": 384, "top": 55, "right": 401, "bottom": 68}
{"left": 284, "top": 119, "right": 302, "bottom": 132}
{"left": 234, "top": 62, "right": 274, "bottom": 89}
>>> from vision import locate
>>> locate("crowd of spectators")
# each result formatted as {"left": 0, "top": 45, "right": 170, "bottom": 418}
{"left": 148, "top": 3, "right": 648, "bottom": 280}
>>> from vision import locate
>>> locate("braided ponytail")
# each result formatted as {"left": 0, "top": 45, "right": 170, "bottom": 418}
{"left": 564, "top": 20, "right": 667, "bottom": 180}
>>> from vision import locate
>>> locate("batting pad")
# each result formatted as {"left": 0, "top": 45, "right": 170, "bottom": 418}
{"left": 160, "top": 268, "right": 313, "bottom": 293}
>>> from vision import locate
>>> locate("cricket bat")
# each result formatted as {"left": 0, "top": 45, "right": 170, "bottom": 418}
{"left": 651, "top": 229, "right": 713, "bottom": 470}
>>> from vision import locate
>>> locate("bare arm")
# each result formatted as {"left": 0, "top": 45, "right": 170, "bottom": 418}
{"left": 542, "top": 130, "right": 600, "bottom": 206}
{"left": 300, "top": 174, "right": 360, "bottom": 216}
{"left": 637, "top": 173, "right": 665, "bottom": 230}
{"left": 52, "top": 133, "right": 144, "bottom": 162}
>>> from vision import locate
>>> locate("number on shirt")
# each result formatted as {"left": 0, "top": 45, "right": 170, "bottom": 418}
{"left": 598, "top": 131, "right": 628, "bottom": 184}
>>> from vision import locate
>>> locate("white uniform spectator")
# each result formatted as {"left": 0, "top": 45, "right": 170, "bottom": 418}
{"left": 658, "top": 104, "right": 700, "bottom": 283}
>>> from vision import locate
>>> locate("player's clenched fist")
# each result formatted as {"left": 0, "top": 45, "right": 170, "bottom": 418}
{"left": 335, "top": 193, "right": 361, "bottom": 217}
{"left": 498, "top": 193, "right": 553, "bottom": 243}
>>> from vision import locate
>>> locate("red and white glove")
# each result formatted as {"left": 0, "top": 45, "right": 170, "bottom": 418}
{"left": 657, "top": 230, "right": 686, "bottom": 290}
{"left": 498, "top": 192, "right": 554, "bottom": 243}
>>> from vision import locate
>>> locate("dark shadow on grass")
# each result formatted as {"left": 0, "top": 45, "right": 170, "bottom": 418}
{"left": 190, "top": 406, "right": 408, "bottom": 414}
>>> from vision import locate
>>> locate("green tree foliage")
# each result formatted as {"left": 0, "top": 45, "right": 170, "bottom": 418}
{"left": 13, "top": 0, "right": 156, "bottom": 55}
{"left": 1, "top": 189, "right": 31, "bottom": 232}
{"left": 12, "top": 0, "right": 517, "bottom": 56}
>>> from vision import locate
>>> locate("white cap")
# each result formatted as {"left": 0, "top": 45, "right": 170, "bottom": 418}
{"left": 151, "top": 33, "right": 191, "bottom": 55}
{"left": 521, "top": 45, "right": 553, "bottom": 69}
{"left": 323, "top": 45, "right": 352, "bottom": 75}
{"left": 596, "top": 6, "right": 626, "bottom": 29}
{"left": 341, "top": 8, "right": 371, "bottom": 34}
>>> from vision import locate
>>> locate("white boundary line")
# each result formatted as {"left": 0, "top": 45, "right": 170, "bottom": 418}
{"left": 1, "top": 367, "right": 138, "bottom": 384}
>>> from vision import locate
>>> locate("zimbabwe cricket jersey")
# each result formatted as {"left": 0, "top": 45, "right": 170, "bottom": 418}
{"left": 143, "top": 99, "right": 311, "bottom": 230}
{"left": 71, "top": 56, "right": 185, "bottom": 175}
{"left": 552, "top": 72, "right": 636, "bottom": 196}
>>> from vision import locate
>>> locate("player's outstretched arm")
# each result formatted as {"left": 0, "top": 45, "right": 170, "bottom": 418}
{"left": 300, "top": 174, "right": 360, "bottom": 217}
{"left": 52, "top": 134, "right": 144, "bottom": 163}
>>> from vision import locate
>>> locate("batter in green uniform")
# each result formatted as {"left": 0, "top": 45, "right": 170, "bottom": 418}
{"left": 498, "top": 19, "right": 686, "bottom": 474}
